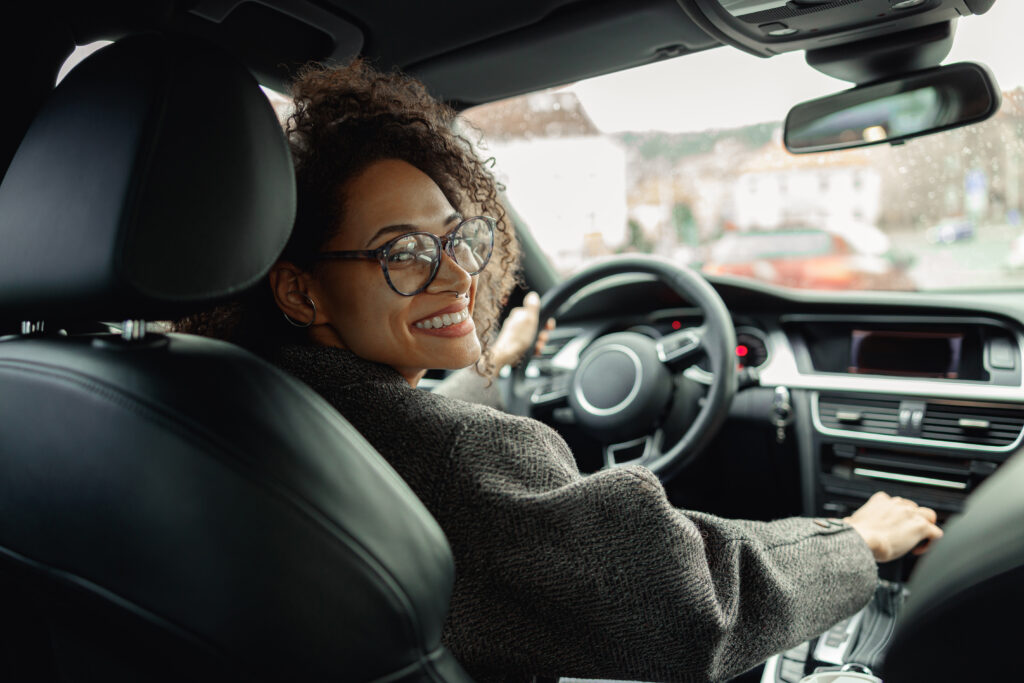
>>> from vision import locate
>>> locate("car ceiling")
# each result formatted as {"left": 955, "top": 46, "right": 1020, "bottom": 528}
{"left": 0, "top": 0, "right": 998, "bottom": 185}
{"left": 171, "top": 0, "right": 723, "bottom": 105}
{"left": 29, "top": 0, "right": 996, "bottom": 104}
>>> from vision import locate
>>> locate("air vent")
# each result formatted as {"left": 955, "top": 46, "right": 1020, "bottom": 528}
{"left": 921, "top": 404, "right": 1024, "bottom": 447}
{"left": 818, "top": 395, "right": 902, "bottom": 435}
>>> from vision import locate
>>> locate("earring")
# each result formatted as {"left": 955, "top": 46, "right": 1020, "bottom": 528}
{"left": 283, "top": 291, "right": 317, "bottom": 328}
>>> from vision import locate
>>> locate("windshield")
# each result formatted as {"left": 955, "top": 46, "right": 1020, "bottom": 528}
{"left": 465, "top": 3, "right": 1024, "bottom": 292}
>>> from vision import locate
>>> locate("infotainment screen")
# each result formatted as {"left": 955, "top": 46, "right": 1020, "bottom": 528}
{"left": 849, "top": 329, "right": 963, "bottom": 378}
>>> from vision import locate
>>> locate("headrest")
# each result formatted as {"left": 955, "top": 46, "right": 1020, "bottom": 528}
{"left": 0, "top": 33, "right": 295, "bottom": 322}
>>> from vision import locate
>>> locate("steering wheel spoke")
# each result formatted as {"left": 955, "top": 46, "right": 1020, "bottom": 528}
{"left": 529, "top": 372, "right": 572, "bottom": 406}
{"left": 603, "top": 428, "right": 664, "bottom": 468}
{"left": 682, "top": 365, "right": 714, "bottom": 386}
{"left": 656, "top": 325, "right": 707, "bottom": 368}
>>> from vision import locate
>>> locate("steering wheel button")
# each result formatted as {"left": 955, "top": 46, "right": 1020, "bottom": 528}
{"left": 657, "top": 331, "right": 700, "bottom": 363}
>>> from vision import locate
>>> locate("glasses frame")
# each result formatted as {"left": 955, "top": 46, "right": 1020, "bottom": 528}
{"left": 313, "top": 215, "right": 496, "bottom": 296}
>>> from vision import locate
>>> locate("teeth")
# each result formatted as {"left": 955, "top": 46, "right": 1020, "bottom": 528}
{"left": 415, "top": 309, "right": 469, "bottom": 329}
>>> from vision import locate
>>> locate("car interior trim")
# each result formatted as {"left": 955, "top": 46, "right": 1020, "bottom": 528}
{"left": 758, "top": 335, "right": 1024, "bottom": 405}
{"left": 677, "top": 0, "right": 977, "bottom": 59}
{"left": 810, "top": 392, "right": 1024, "bottom": 454}
{"left": 538, "top": 294, "right": 1024, "bottom": 402}
{"left": 851, "top": 467, "right": 968, "bottom": 490}
{"left": 779, "top": 312, "right": 1024, "bottom": 335}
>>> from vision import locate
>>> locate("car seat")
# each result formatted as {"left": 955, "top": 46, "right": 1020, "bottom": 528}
{"left": 0, "top": 33, "right": 471, "bottom": 682}
{"left": 882, "top": 447, "right": 1024, "bottom": 682}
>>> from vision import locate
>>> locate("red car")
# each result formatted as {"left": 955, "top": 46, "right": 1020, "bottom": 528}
{"left": 702, "top": 227, "right": 915, "bottom": 291}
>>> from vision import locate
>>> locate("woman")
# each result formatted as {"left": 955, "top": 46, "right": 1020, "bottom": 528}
{"left": 181, "top": 60, "right": 942, "bottom": 682}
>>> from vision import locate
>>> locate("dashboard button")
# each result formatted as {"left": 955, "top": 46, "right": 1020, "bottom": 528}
{"left": 989, "top": 337, "right": 1017, "bottom": 370}
{"left": 897, "top": 400, "right": 926, "bottom": 436}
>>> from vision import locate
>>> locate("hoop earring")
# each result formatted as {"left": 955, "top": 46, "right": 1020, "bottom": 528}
{"left": 283, "top": 291, "right": 317, "bottom": 328}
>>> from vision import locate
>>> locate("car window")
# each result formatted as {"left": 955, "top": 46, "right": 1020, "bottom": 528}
{"left": 465, "top": 1, "right": 1024, "bottom": 292}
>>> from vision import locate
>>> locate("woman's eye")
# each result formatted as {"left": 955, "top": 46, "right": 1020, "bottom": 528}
{"left": 388, "top": 250, "right": 416, "bottom": 263}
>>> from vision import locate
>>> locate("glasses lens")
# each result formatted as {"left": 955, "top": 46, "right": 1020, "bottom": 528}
{"left": 385, "top": 233, "right": 439, "bottom": 294}
{"left": 451, "top": 217, "right": 494, "bottom": 274}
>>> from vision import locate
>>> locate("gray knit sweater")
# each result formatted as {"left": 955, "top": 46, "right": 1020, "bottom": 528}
{"left": 274, "top": 345, "right": 878, "bottom": 683}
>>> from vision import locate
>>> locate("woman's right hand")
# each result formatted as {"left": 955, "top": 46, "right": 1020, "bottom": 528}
{"left": 491, "top": 291, "right": 555, "bottom": 367}
{"left": 844, "top": 491, "right": 944, "bottom": 563}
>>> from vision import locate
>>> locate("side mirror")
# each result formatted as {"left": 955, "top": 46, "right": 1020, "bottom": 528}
{"left": 784, "top": 62, "right": 1001, "bottom": 154}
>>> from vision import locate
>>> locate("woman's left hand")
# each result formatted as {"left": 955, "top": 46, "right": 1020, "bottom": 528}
{"left": 492, "top": 291, "right": 556, "bottom": 367}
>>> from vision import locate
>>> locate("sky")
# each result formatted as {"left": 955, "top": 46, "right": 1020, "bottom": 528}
{"left": 571, "top": 1, "right": 1024, "bottom": 134}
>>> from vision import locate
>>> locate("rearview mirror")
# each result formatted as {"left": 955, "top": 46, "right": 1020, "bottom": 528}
{"left": 784, "top": 62, "right": 1001, "bottom": 154}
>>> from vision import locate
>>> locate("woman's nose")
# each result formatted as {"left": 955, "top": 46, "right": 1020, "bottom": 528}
{"left": 428, "top": 251, "right": 473, "bottom": 294}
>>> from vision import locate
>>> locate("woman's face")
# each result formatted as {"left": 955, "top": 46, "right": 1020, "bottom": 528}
{"left": 304, "top": 159, "right": 482, "bottom": 384}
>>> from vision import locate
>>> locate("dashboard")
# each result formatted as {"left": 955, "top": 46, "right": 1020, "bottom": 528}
{"left": 522, "top": 273, "right": 1024, "bottom": 548}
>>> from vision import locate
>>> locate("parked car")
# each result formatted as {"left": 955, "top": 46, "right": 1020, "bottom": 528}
{"left": 926, "top": 217, "right": 975, "bottom": 244}
{"left": 701, "top": 227, "right": 915, "bottom": 291}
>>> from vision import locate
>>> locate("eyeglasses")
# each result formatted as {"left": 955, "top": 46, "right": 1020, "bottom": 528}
{"left": 313, "top": 215, "right": 495, "bottom": 296}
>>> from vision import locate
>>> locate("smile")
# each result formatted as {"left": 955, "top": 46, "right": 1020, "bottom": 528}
{"left": 414, "top": 308, "right": 471, "bottom": 329}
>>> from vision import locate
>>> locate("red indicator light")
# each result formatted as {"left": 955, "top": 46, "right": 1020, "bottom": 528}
{"left": 671, "top": 320, "right": 682, "bottom": 330}
{"left": 736, "top": 344, "right": 749, "bottom": 358}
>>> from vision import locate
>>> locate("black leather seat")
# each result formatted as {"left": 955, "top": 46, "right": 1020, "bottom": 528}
{"left": 882, "top": 448, "right": 1024, "bottom": 682}
{"left": 0, "top": 34, "right": 472, "bottom": 682}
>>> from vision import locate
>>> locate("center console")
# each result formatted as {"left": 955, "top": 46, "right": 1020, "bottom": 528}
{"left": 758, "top": 314, "right": 1024, "bottom": 681}
{"left": 783, "top": 314, "right": 1023, "bottom": 531}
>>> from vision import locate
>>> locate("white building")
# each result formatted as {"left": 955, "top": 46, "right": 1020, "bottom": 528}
{"left": 733, "top": 142, "right": 881, "bottom": 231}
{"left": 491, "top": 136, "right": 627, "bottom": 273}
{"left": 465, "top": 92, "right": 628, "bottom": 274}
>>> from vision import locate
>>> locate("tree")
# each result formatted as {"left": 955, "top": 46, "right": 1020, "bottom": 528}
{"left": 620, "top": 219, "right": 654, "bottom": 253}
{"left": 672, "top": 203, "right": 698, "bottom": 245}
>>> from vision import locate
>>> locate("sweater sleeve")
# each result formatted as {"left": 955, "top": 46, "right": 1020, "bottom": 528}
{"left": 439, "top": 410, "right": 878, "bottom": 683}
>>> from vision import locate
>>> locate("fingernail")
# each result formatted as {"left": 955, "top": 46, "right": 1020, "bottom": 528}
{"left": 526, "top": 291, "right": 539, "bottom": 304}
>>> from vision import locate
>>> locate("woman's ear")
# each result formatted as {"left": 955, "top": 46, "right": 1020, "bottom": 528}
{"left": 268, "top": 262, "right": 318, "bottom": 326}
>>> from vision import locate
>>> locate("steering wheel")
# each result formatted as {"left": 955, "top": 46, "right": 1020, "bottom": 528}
{"left": 511, "top": 256, "right": 737, "bottom": 482}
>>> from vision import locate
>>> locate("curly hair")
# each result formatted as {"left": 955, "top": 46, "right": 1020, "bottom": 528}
{"left": 177, "top": 59, "right": 520, "bottom": 377}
